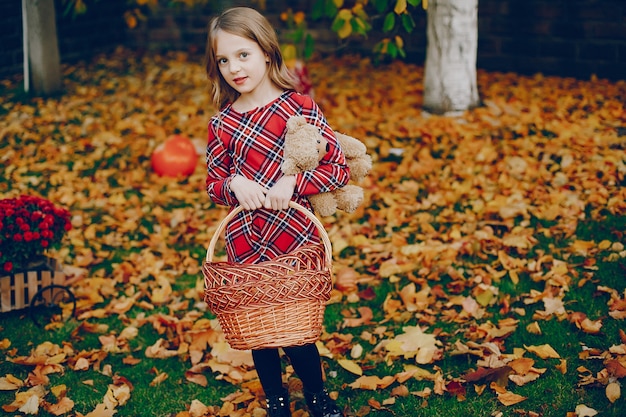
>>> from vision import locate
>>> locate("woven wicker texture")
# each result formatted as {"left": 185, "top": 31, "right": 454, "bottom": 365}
{"left": 203, "top": 202, "right": 332, "bottom": 350}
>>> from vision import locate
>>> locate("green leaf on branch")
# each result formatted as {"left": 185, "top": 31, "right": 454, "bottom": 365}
{"left": 383, "top": 12, "right": 396, "bottom": 32}
{"left": 373, "top": 0, "right": 388, "bottom": 13}
{"left": 387, "top": 40, "right": 398, "bottom": 58}
{"left": 401, "top": 13, "right": 416, "bottom": 32}
{"left": 312, "top": 0, "right": 339, "bottom": 19}
{"left": 352, "top": 17, "right": 370, "bottom": 37}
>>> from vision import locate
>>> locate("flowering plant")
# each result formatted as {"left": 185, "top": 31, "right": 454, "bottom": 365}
{"left": 0, "top": 195, "right": 72, "bottom": 273}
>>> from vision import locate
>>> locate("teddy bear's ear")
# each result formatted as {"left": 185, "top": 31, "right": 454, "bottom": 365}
{"left": 286, "top": 115, "right": 307, "bottom": 132}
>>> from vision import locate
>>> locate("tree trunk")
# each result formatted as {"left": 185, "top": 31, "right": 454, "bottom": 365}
{"left": 23, "top": 0, "right": 62, "bottom": 95}
{"left": 423, "top": 0, "right": 479, "bottom": 115}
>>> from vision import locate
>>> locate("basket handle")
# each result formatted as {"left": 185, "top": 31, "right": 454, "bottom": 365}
{"left": 206, "top": 201, "right": 332, "bottom": 266}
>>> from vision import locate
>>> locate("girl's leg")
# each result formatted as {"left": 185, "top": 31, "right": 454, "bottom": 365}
{"left": 283, "top": 343, "right": 343, "bottom": 417}
{"left": 282, "top": 343, "right": 323, "bottom": 392}
{"left": 251, "top": 348, "right": 285, "bottom": 396}
{"left": 252, "top": 348, "right": 291, "bottom": 417}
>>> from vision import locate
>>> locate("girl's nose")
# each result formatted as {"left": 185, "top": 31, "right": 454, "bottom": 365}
{"left": 229, "top": 61, "right": 240, "bottom": 73}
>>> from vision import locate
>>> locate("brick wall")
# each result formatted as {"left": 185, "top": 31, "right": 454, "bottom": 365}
{"left": 1, "top": 0, "right": 625, "bottom": 81}
{"left": 477, "top": 0, "right": 626, "bottom": 80}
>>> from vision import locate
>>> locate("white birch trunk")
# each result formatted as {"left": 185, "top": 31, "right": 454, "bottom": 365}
{"left": 24, "top": 0, "right": 62, "bottom": 95}
{"left": 423, "top": 0, "right": 479, "bottom": 115}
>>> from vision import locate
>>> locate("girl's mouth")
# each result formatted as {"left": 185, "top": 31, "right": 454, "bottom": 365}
{"left": 233, "top": 77, "right": 247, "bottom": 85}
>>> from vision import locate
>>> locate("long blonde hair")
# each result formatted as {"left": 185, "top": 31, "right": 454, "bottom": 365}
{"left": 204, "top": 7, "right": 297, "bottom": 109}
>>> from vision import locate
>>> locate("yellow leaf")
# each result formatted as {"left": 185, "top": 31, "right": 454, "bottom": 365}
{"left": 526, "top": 321, "right": 542, "bottom": 335}
{"left": 348, "top": 375, "right": 395, "bottom": 390}
{"left": 337, "top": 20, "right": 352, "bottom": 39}
{"left": 394, "top": 0, "right": 407, "bottom": 14}
{"left": 337, "top": 8, "right": 352, "bottom": 20}
{"left": 0, "top": 374, "right": 24, "bottom": 390}
{"left": 338, "top": 359, "right": 363, "bottom": 376}
{"left": 395, "top": 35, "right": 404, "bottom": 49}
{"left": 385, "top": 326, "right": 441, "bottom": 364}
{"left": 606, "top": 382, "right": 620, "bottom": 403}
{"left": 149, "top": 372, "right": 169, "bottom": 386}
{"left": 496, "top": 390, "right": 527, "bottom": 406}
{"left": 525, "top": 344, "right": 561, "bottom": 359}
{"left": 282, "top": 44, "right": 297, "bottom": 61}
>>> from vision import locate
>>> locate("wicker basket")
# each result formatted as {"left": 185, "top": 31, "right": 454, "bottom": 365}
{"left": 203, "top": 202, "right": 333, "bottom": 350}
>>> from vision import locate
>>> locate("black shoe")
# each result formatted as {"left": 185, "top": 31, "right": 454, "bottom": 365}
{"left": 304, "top": 388, "right": 343, "bottom": 417}
{"left": 266, "top": 390, "right": 291, "bottom": 417}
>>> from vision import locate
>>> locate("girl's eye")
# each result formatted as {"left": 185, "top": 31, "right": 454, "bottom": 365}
{"left": 240, "top": 52, "right": 248, "bottom": 58}
{"left": 217, "top": 58, "right": 227, "bottom": 65}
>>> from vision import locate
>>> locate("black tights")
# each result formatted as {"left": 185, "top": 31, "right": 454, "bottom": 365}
{"left": 252, "top": 343, "right": 324, "bottom": 397}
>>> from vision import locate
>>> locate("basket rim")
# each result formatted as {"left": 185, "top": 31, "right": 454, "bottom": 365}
{"left": 205, "top": 201, "right": 332, "bottom": 267}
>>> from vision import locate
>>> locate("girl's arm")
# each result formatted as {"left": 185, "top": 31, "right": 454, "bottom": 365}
{"left": 205, "top": 123, "right": 240, "bottom": 207}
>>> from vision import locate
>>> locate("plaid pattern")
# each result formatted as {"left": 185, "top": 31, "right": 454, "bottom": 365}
{"left": 206, "top": 91, "right": 350, "bottom": 263}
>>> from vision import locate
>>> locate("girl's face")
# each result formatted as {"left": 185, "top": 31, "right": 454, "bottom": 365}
{"left": 215, "top": 30, "right": 270, "bottom": 98}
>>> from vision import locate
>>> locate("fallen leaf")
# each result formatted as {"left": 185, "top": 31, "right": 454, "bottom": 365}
{"left": 0, "top": 374, "right": 23, "bottom": 390}
{"left": 606, "top": 382, "right": 620, "bottom": 403}
{"left": 525, "top": 344, "right": 561, "bottom": 359}
{"left": 338, "top": 359, "right": 363, "bottom": 376}
{"left": 575, "top": 404, "right": 598, "bottom": 417}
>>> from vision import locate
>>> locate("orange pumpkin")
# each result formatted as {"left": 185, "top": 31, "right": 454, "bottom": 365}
{"left": 151, "top": 135, "right": 198, "bottom": 177}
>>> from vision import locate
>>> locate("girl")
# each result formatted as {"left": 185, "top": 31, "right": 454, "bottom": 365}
{"left": 204, "top": 7, "right": 349, "bottom": 417}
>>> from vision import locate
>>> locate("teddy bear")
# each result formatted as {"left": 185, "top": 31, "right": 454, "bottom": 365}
{"left": 282, "top": 115, "right": 372, "bottom": 217}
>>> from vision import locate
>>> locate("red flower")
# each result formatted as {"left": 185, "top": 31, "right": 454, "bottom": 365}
{"left": 0, "top": 195, "right": 71, "bottom": 271}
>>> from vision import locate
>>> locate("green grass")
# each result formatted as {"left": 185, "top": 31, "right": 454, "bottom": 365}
{"left": 2, "top": 214, "right": 625, "bottom": 417}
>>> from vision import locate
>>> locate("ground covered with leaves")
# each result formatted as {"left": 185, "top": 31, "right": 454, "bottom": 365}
{"left": 1, "top": 47, "right": 625, "bottom": 417}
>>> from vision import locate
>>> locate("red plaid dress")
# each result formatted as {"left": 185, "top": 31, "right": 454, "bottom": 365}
{"left": 206, "top": 90, "right": 350, "bottom": 263}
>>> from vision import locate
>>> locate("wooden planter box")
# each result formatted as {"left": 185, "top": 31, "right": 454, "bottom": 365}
{"left": 0, "top": 258, "right": 66, "bottom": 313}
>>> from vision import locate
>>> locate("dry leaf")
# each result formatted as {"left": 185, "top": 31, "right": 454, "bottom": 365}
{"left": 605, "top": 382, "right": 620, "bottom": 403}
{"left": 348, "top": 375, "right": 395, "bottom": 390}
{"left": 80, "top": 403, "right": 117, "bottom": 417}
{"left": 574, "top": 404, "right": 598, "bottom": 417}
{"left": 525, "top": 344, "right": 561, "bottom": 359}
{"left": 45, "top": 397, "right": 75, "bottom": 416}
{"left": 496, "top": 390, "right": 527, "bottom": 406}
{"left": 337, "top": 359, "right": 363, "bottom": 376}
{"left": 0, "top": 374, "right": 23, "bottom": 390}
{"left": 385, "top": 326, "right": 442, "bottom": 364}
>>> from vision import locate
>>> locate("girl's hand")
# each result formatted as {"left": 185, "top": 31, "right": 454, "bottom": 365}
{"left": 230, "top": 175, "right": 267, "bottom": 210}
{"left": 264, "top": 175, "right": 296, "bottom": 210}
